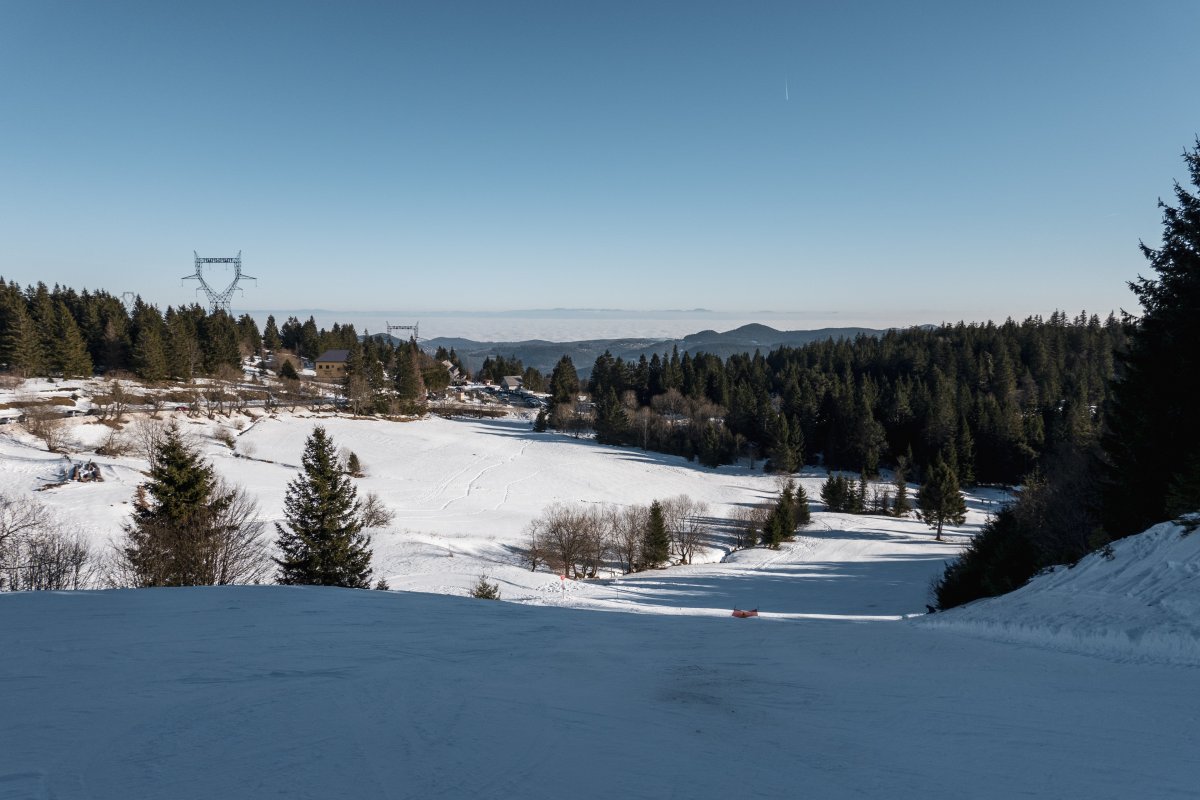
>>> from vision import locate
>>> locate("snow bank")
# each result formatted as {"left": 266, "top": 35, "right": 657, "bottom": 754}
{"left": 916, "top": 517, "right": 1200, "bottom": 666}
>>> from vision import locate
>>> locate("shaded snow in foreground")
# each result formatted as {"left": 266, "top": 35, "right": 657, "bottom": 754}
{"left": 2, "top": 585, "right": 1197, "bottom": 800}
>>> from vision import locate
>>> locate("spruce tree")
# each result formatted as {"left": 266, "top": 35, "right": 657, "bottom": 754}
{"left": 393, "top": 342, "right": 427, "bottom": 411}
{"left": 1102, "top": 141, "right": 1200, "bottom": 536}
{"left": 766, "top": 413, "right": 797, "bottom": 473}
{"left": 593, "top": 387, "right": 628, "bottom": 445}
{"left": 263, "top": 314, "right": 282, "bottom": 351}
{"left": 122, "top": 424, "right": 232, "bottom": 586}
{"left": 549, "top": 355, "right": 580, "bottom": 405}
{"left": 0, "top": 288, "right": 42, "bottom": 376}
{"left": 918, "top": 456, "right": 967, "bottom": 541}
{"left": 892, "top": 460, "right": 912, "bottom": 517}
{"left": 132, "top": 325, "right": 168, "bottom": 382}
{"left": 275, "top": 426, "right": 373, "bottom": 588}
{"left": 53, "top": 300, "right": 92, "bottom": 378}
{"left": 763, "top": 483, "right": 796, "bottom": 548}
{"left": 793, "top": 481, "right": 812, "bottom": 526}
{"left": 642, "top": 500, "right": 670, "bottom": 568}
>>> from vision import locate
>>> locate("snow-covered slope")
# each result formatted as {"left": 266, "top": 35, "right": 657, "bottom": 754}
{"left": 0, "top": 408, "right": 1004, "bottom": 610}
{"left": 917, "top": 517, "right": 1200, "bottom": 666}
{"left": 2, "top": 585, "right": 1197, "bottom": 800}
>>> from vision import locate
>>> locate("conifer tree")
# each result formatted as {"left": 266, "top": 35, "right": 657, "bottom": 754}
{"left": 766, "top": 412, "right": 797, "bottom": 473}
{"left": 821, "top": 473, "right": 849, "bottom": 512}
{"left": 956, "top": 412, "right": 976, "bottom": 485}
{"left": 132, "top": 324, "right": 168, "bottom": 382}
{"left": 854, "top": 470, "right": 869, "bottom": 514}
{"left": 641, "top": 500, "right": 670, "bottom": 568}
{"left": 593, "top": 387, "right": 628, "bottom": 444}
{"left": 275, "top": 426, "right": 373, "bottom": 588}
{"left": 918, "top": 456, "right": 967, "bottom": 541}
{"left": 794, "top": 481, "right": 812, "bottom": 526}
{"left": 892, "top": 459, "right": 912, "bottom": 517}
{"left": 28, "top": 283, "right": 57, "bottom": 374}
{"left": 120, "top": 424, "right": 263, "bottom": 586}
{"left": 549, "top": 355, "right": 580, "bottom": 405}
{"left": 393, "top": 342, "right": 427, "bottom": 411}
{"left": 0, "top": 288, "right": 42, "bottom": 375}
{"left": 763, "top": 483, "right": 796, "bottom": 548}
{"left": 1102, "top": 141, "right": 1200, "bottom": 536}
{"left": 263, "top": 314, "right": 282, "bottom": 351}
{"left": 52, "top": 300, "right": 92, "bottom": 378}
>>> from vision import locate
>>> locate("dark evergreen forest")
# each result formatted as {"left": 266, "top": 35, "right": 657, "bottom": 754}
{"left": 580, "top": 312, "right": 1122, "bottom": 487}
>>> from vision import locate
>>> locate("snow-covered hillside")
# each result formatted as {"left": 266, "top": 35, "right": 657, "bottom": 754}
{"left": 0, "top": 400, "right": 1003, "bottom": 613}
{"left": 918, "top": 517, "right": 1200, "bottom": 666}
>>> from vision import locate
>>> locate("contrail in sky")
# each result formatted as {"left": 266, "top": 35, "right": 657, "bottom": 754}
{"left": 785, "top": 77, "right": 789, "bottom": 101}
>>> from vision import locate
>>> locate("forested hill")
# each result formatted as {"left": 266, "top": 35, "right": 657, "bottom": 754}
{"left": 577, "top": 312, "right": 1123, "bottom": 487}
{"left": 419, "top": 324, "right": 889, "bottom": 376}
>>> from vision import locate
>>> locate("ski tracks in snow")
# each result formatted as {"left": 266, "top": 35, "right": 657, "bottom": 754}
{"left": 439, "top": 440, "right": 535, "bottom": 512}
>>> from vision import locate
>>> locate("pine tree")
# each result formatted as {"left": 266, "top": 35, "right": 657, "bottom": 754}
{"left": 763, "top": 483, "right": 796, "bottom": 548}
{"left": 122, "top": 424, "right": 232, "bottom": 586}
{"left": 854, "top": 470, "right": 869, "bottom": 514}
{"left": 0, "top": 287, "right": 42, "bottom": 375}
{"left": 533, "top": 407, "right": 548, "bottom": 432}
{"left": 892, "top": 459, "right": 912, "bottom": 517}
{"left": 593, "top": 387, "right": 628, "bottom": 444}
{"left": 821, "top": 473, "right": 849, "bottom": 512}
{"left": 263, "top": 314, "right": 282, "bottom": 351}
{"left": 793, "top": 481, "right": 812, "bottom": 526}
{"left": 549, "top": 355, "right": 580, "bottom": 405}
{"left": 918, "top": 456, "right": 967, "bottom": 541}
{"left": 28, "top": 283, "right": 57, "bottom": 375}
{"left": 766, "top": 412, "right": 797, "bottom": 473}
{"left": 132, "top": 324, "right": 168, "bottom": 382}
{"left": 275, "top": 426, "right": 373, "bottom": 587}
{"left": 642, "top": 500, "right": 670, "bottom": 568}
{"left": 1102, "top": 141, "right": 1200, "bottom": 537}
{"left": 52, "top": 300, "right": 92, "bottom": 378}
{"left": 393, "top": 342, "right": 427, "bottom": 411}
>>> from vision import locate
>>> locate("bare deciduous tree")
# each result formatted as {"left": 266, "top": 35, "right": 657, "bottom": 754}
{"left": 0, "top": 492, "right": 94, "bottom": 591}
{"left": 525, "top": 503, "right": 610, "bottom": 579}
{"left": 22, "top": 403, "right": 69, "bottom": 452}
{"left": 662, "top": 494, "right": 710, "bottom": 565}
{"left": 730, "top": 504, "right": 769, "bottom": 550}
{"left": 610, "top": 503, "right": 647, "bottom": 573}
{"left": 131, "top": 415, "right": 171, "bottom": 466}
{"left": 360, "top": 491, "right": 395, "bottom": 529}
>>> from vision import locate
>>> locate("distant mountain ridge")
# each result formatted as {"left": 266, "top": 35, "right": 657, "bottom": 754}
{"left": 383, "top": 324, "right": 894, "bottom": 376}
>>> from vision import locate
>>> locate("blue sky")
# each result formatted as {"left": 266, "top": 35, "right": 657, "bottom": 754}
{"left": 1, "top": 1, "right": 1197, "bottom": 326}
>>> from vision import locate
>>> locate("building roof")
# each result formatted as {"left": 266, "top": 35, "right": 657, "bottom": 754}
{"left": 315, "top": 349, "right": 350, "bottom": 363}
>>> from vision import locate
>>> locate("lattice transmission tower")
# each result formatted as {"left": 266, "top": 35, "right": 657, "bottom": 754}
{"left": 182, "top": 251, "right": 256, "bottom": 314}
{"left": 387, "top": 321, "right": 420, "bottom": 342}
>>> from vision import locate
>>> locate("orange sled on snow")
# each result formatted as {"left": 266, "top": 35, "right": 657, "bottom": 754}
{"left": 732, "top": 608, "right": 759, "bottom": 618}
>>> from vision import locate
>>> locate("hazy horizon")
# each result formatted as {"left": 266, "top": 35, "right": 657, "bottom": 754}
{"left": 238, "top": 305, "right": 1113, "bottom": 343}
